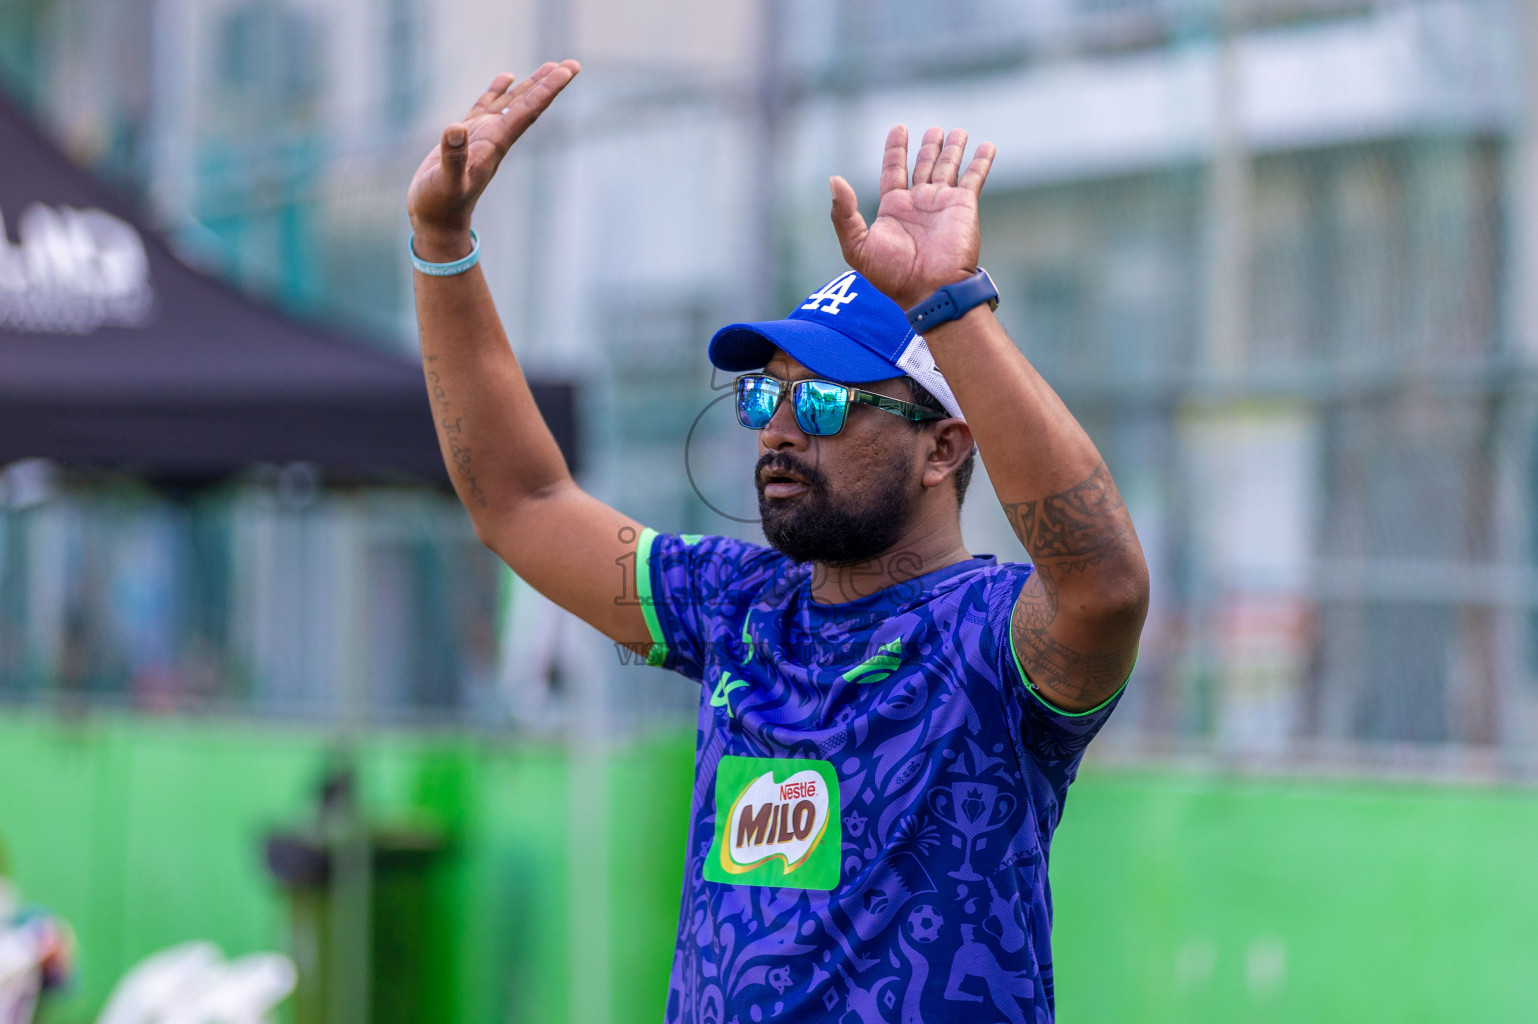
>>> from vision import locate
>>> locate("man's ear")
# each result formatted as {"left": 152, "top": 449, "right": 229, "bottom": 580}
{"left": 921, "top": 419, "right": 974, "bottom": 490}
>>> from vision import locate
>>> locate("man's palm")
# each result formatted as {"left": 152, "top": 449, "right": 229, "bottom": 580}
{"left": 830, "top": 126, "right": 995, "bottom": 310}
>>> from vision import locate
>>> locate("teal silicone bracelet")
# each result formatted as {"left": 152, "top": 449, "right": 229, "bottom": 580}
{"left": 409, "top": 229, "right": 480, "bottom": 276}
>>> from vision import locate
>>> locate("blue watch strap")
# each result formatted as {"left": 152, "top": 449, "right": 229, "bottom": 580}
{"left": 904, "top": 268, "right": 999, "bottom": 332}
{"left": 409, "top": 229, "right": 481, "bottom": 276}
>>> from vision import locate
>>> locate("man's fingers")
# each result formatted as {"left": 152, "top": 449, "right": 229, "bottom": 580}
{"left": 528, "top": 61, "right": 578, "bottom": 107}
{"left": 465, "top": 61, "right": 562, "bottom": 125}
{"left": 440, "top": 123, "right": 470, "bottom": 189}
{"left": 933, "top": 129, "right": 968, "bottom": 187}
{"left": 464, "top": 73, "right": 516, "bottom": 120}
{"left": 829, "top": 176, "right": 868, "bottom": 262}
{"left": 506, "top": 60, "right": 579, "bottom": 121}
{"left": 481, "top": 59, "right": 580, "bottom": 157}
{"left": 959, "top": 141, "right": 996, "bottom": 197}
{"left": 878, "top": 125, "right": 909, "bottom": 195}
{"left": 495, "top": 62, "right": 558, "bottom": 113}
{"left": 911, "top": 127, "right": 945, "bottom": 185}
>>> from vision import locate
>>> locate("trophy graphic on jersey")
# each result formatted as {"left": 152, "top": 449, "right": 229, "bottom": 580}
{"left": 929, "top": 781, "right": 1016, "bottom": 881}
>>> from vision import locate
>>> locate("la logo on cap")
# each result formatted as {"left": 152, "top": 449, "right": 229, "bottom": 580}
{"left": 800, "top": 271, "right": 860, "bottom": 316}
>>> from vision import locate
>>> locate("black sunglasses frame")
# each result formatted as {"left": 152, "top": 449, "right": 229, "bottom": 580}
{"left": 734, "top": 373, "right": 946, "bottom": 437}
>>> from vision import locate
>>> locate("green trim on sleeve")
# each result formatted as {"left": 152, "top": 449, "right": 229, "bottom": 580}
{"left": 635, "top": 527, "right": 670, "bottom": 667}
{"left": 1009, "top": 622, "right": 1132, "bottom": 718}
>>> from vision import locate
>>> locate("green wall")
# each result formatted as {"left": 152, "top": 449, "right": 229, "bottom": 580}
{"left": 0, "top": 711, "right": 692, "bottom": 1024}
{"left": 1051, "top": 770, "right": 1538, "bottom": 1024}
{"left": 3, "top": 710, "right": 1536, "bottom": 1023}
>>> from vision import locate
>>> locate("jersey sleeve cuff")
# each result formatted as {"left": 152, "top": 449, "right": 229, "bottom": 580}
{"left": 635, "top": 527, "right": 670, "bottom": 667}
{"left": 1009, "top": 625, "right": 1132, "bottom": 717}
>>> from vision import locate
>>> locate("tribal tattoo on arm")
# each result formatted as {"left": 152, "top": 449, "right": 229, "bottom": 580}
{"left": 1004, "top": 462, "right": 1144, "bottom": 706}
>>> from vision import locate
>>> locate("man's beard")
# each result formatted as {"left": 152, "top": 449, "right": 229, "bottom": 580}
{"left": 756, "top": 450, "right": 916, "bottom": 566}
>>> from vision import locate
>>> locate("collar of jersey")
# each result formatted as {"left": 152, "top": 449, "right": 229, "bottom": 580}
{"left": 801, "top": 554, "right": 998, "bottom": 616}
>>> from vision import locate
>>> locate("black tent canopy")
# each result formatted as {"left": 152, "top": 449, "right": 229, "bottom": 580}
{"left": 0, "top": 97, "right": 574, "bottom": 484}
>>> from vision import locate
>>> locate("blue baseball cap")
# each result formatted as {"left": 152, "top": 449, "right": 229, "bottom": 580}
{"left": 708, "top": 270, "right": 964, "bottom": 419}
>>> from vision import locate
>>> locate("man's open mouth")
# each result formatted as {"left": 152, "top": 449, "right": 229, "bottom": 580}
{"left": 760, "top": 466, "right": 811, "bottom": 500}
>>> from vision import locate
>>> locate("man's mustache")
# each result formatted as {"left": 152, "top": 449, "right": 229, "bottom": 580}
{"left": 755, "top": 453, "right": 826, "bottom": 493}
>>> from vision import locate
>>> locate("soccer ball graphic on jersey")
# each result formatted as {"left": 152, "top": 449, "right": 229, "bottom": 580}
{"left": 907, "top": 905, "right": 943, "bottom": 943}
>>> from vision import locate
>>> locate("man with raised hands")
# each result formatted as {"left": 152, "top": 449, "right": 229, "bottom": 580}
{"left": 408, "top": 60, "right": 1148, "bottom": 1024}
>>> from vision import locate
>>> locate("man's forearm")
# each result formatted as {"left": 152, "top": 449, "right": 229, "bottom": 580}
{"left": 921, "top": 306, "right": 1147, "bottom": 617}
{"left": 413, "top": 229, "right": 571, "bottom": 524}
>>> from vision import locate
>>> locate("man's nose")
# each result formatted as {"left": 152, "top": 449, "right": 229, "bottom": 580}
{"left": 760, "top": 392, "right": 809, "bottom": 452}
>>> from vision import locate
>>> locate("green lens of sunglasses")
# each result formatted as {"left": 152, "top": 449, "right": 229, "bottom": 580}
{"left": 794, "top": 380, "right": 850, "bottom": 436}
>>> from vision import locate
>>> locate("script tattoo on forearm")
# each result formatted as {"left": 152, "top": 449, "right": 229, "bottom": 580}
{"left": 425, "top": 355, "right": 488, "bottom": 509}
{"left": 1003, "top": 462, "right": 1136, "bottom": 702}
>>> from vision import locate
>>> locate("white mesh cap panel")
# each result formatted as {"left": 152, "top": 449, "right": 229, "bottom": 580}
{"left": 895, "top": 335, "right": 965, "bottom": 420}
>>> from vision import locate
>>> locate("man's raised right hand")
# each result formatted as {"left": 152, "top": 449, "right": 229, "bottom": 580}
{"left": 406, "top": 60, "right": 581, "bottom": 262}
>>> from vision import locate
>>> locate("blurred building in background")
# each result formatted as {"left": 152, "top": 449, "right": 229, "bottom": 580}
{"left": 4, "top": 0, "right": 1536, "bottom": 768}
{"left": 5, "top": 1, "right": 1538, "bottom": 1022}
{"left": 779, "top": 0, "right": 1533, "bottom": 773}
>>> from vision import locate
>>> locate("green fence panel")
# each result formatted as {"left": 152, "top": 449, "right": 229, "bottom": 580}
{"left": 6, "top": 711, "right": 1538, "bottom": 1024}
{"left": 1050, "top": 769, "right": 1538, "bottom": 1024}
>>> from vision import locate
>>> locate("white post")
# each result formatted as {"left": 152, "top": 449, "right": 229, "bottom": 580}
{"left": 1203, "top": 6, "right": 1250, "bottom": 377}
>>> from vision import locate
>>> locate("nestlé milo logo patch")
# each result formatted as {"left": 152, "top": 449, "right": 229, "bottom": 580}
{"left": 705, "top": 756, "right": 841, "bottom": 890}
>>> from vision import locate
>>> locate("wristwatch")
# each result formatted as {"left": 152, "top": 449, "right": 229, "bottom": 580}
{"left": 904, "top": 268, "right": 1000, "bottom": 332}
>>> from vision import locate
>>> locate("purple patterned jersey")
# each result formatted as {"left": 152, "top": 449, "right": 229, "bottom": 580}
{"left": 635, "top": 529, "right": 1122, "bottom": 1024}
